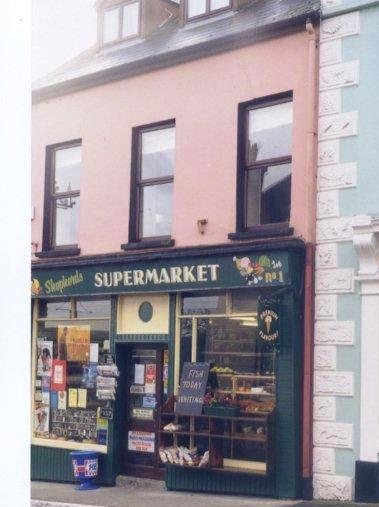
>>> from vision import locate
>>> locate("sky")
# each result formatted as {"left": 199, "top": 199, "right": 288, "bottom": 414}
{"left": 32, "top": 0, "right": 97, "bottom": 81}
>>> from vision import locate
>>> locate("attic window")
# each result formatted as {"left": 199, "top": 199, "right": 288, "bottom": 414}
{"left": 102, "top": 1, "right": 140, "bottom": 45}
{"left": 186, "top": 0, "right": 232, "bottom": 21}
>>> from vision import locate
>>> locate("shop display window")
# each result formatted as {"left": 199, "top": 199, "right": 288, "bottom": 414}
{"left": 33, "top": 297, "right": 111, "bottom": 450}
{"left": 163, "top": 289, "right": 276, "bottom": 474}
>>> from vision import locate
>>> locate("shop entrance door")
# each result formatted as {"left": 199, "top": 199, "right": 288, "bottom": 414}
{"left": 123, "top": 344, "right": 168, "bottom": 479}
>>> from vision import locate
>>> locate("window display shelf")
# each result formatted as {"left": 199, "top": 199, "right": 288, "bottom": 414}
{"left": 209, "top": 433, "right": 267, "bottom": 443}
{"left": 160, "top": 430, "right": 209, "bottom": 437}
{"left": 158, "top": 396, "right": 274, "bottom": 476}
{"left": 161, "top": 410, "right": 271, "bottom": 422}
{"left": 235, "top": 391, "right": 274, "bottom": 397}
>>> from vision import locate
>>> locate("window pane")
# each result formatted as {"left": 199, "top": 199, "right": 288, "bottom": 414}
{"left": 246, "top": 169, "right": 261, "bottom": 227}
{"left": 54, "top": 195, "right": 80, "bottom": 246}
{"left": 122, "top": 3, "right": 139, "bottom": 37}
{"left": 75, "top": 299, "right": 111, "bottom": 318}
{"left": 54, "top": 146, "right": 81, "bottom": 193}
{"left": 188, "top": 0, "right": 206, "bottom": 18}
{"left": 39, "top": 300, "right": 71, "bottom": 319}
{"left": 103, "top": 8, "right": 119, "bottom": 44}
{"left": 179, "top": 319, "right": 192, "bottom": 380}
{"left": 210, "top": 0, "right": 230, "bottom": 11}
{"left": 261, "top": 164, "right": 291, "bottom": 224}
{"left": 140, "top": 183, "right": 173, "bottom": 238}
{"left": 232, "top": 289, "right": 258, "bottom": 314}
{"left": 181, "top": 291, "right": 226, "bottom": 315}
{"left": 141, "top": 127, "right": 175, "bottom": 180}
{"left": 246, "top": 164, "right": 291, "bottom": 227}
{"left": 247, "top": 101, "right": 293, "bottom": 163}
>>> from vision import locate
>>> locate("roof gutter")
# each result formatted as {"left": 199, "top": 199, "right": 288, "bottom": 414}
{"left": 32, "top": 9, "right": 319, "bottom": 103}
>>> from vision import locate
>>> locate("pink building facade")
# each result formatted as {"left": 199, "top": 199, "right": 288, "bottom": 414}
{"left": 32, "top": 33, "right": 317, "bottom": 254}
{"left": 31, "top": 0, "right": 319, "bottom": 499}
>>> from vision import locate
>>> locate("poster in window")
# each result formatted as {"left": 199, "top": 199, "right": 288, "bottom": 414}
{"left": 68, "top": 388, "right": 78, "bottom": 408}
{"left": 128, "top": 431, "right": 155, "bottom": 453}
{"left": 134, "top": 363, "right": 145, "bottom": 385}
{"left": 142, "top": 395, "right": 156, "bottom": 408}
{"left": 41, "top": 376, "right": 50, "bottom": 391}
{"left": 78, "top": 388, "right": 87, "bottom": 408}
{"left": 132, "top": 407, "right": 154, "bottom": 420}
{"left": 145, "top": 364, "right": 156, "bottom": 394}
{"left": 82, "top": 362, "right": 98, "bottom": 389}
{"left": 163, "top": 350, "right": 169, "bottom": 395}
{"left": 97, "top": 429, "right": 107, "bottom": 445}
{"left": 58, "top": 325, "right": 90, "bottom": 362}
{"left": 37, "top": 340, "right": 53, "bottom": 377}
{"left": 42, "top": 391, "right": 50, "bottom": 406}
{"left": 50, "top": 391, "right": 58, "bottom": 409}
{"left": 58, "top": 390, "right": 67, "bottom": 410}
{"left": 34, "top": 403, "right": 49, "bottom": 437}
{"left": 145, "top": 364, "right": 156, "bottom": 383}
{"left": 96, "top": 409, "right": 108, "bottom": 446}
{"left": 90, "top": 343, "right": 99, "bottom": 363}
{"left": 51, "top": 359, "right": 66, "bottom": 391}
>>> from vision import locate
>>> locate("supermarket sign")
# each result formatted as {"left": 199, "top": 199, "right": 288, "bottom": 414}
{"left": 31, "top": 251, "right": 290, "bottom": 297}
{"left": 128, "top": 431, "right": 155, "bottom": 453}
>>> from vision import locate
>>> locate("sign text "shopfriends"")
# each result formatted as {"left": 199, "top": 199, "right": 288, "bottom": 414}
{"left": 94, "top": 264, "right": 220, "bottom": 288}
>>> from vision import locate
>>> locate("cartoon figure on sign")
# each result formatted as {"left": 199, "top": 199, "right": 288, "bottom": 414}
{"left": 233, "top": 255, "right": 268, "bottom": 284}
{"left": 233, "top": 255, "right": 283, "bottom": 285}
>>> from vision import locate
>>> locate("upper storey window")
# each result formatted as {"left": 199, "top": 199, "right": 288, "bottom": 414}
{"left": 236, "top": 93, "right": 293, "bottom": 233}
{"left": 102, "top": 1, "right": 140, "bottom": 45}
{"left": 129, "top": 121, "right": 176, "bottom": 242}
{"left": 186, "top": 0, "right": 232, "bottom": 21}
{"left": 41, "top": 141, "right": 82, "bottom": 253}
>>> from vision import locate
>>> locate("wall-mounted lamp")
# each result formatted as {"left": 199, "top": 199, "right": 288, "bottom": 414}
{"left": 31, "top": 241, "right": 39, "bottom": 253}
{"left": 197, "top": 219, "right": 208, "bottom": 234}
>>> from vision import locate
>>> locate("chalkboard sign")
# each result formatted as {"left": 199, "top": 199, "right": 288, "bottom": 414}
{"left": 175, "top": 362, "right": 210, "bottom": 416}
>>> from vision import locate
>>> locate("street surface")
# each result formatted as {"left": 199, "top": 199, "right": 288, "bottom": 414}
{"left": 31, "top": 478, "right": 378, "bottom": 507}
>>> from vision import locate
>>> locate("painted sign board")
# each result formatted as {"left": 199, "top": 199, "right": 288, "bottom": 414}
{"left": 176, "top": 362, "right": 210, "bottom": 416}
{"left": 31, "top": 251, "right": 290, "bottom": 298}
{"left": 257, "top": 298, "right": 280, "bottom": 345}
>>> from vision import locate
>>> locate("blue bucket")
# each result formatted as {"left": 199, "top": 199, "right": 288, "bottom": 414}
{"left": 70, "top": 451, "right": 100, "bottom": 490}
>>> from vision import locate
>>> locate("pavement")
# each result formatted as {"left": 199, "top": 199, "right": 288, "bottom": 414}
{"left": 31, "top": 477, "right": 378, "bottom": 507}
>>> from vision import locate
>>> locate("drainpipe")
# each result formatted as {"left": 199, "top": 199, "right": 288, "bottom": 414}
{"left": 301, "top": 17, "right": 319, "bottom": 500}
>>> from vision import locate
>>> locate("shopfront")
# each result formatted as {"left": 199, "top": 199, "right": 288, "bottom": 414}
{"left": 31, "top": 240, "right": 305, "bottom": 498}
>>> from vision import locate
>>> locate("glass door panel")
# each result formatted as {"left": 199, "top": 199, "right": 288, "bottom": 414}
{"left": 125, "top": 344, "right": 168, "bottom": 475}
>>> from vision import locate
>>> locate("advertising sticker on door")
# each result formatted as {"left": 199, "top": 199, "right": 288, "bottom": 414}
{"left": 128, "top": 431, "right": 155, "bottom": 453}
